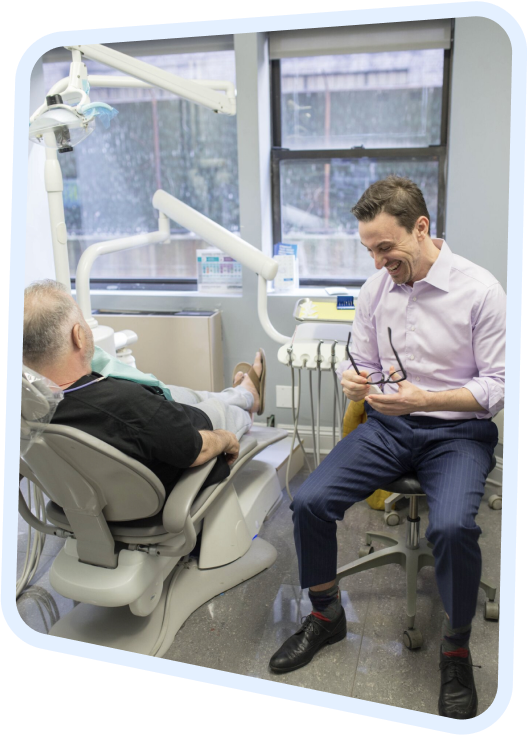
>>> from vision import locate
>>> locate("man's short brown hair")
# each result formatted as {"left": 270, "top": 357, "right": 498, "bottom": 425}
{"left": 351, "top": 175, "right": 431, "bottom": 234}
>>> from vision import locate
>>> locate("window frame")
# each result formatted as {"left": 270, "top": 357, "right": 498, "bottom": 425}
{"left": 270, "top": 43, "right": 453, "bottom": 288}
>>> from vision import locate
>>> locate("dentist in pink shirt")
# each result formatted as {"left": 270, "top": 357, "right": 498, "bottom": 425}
{"left": 269, "top": 176, "right": 505, "bottom": 721}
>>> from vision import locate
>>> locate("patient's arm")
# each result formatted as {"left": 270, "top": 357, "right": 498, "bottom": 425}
{"left": 191, "top": 429, "right": 240, "bottom": 467}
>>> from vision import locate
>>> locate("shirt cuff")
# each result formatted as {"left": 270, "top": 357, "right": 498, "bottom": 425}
{"left": 463, "top": 378, "right": 503, "bottom": 419}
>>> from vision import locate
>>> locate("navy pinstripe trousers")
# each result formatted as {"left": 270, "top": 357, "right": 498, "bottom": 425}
{"left": 291, "top": 405, "right": 498, "bottom": 629}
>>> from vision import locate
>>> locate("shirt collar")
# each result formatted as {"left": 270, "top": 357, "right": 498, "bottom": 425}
{"left": 388, "top": 239, "right": 452, "bottom": 293}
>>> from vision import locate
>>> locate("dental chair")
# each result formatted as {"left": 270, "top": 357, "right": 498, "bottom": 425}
{"left": 19, "top": 373, "right": 287, "bottom": 657}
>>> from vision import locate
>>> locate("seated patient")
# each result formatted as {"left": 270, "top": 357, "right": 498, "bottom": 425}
{"left": 23, "top": 279, "right": 265, "bottom": 493}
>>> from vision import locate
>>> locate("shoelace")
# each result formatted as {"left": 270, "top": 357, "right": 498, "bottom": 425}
{"left": 299, "top": 614, "right": 321, "bottom": 636}
{"left": 438, "top": 658, "right": 483, "bottom": 676}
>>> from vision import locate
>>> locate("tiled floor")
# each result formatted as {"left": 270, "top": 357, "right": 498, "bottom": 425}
{"left": 17, "top": 467, "right": 501, "bottom": 717}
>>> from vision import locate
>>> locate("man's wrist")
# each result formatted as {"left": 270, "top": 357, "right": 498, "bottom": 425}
{"left": 419, "top": 389, "right": 431, "bottom": 412}
{"left": 414, "top": 387, "right": 484, "bottom": 414}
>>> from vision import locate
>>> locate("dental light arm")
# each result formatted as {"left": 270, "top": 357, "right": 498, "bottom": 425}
{"left": 76, "top": 212, "right": 171, "bottom": 324}
{"left": 152, "top": 190, "right": 290, "bottom": 345}
{"left": 67, "top": 45, "right": 236, "bottom": 115}
{"left": 43, "top": 75, "right": 234, "bottom": 98}
{"left": 75, "top": 190, "right": 290, "bottom": 345}
{"left": 152, "top": 190, "right": 276, "bottom": 280}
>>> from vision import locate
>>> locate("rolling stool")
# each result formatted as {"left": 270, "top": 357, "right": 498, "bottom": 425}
{"left": 336, "top": 458, "right": 499, "bottom": 650}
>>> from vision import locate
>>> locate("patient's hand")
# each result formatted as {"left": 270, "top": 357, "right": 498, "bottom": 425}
{"left": 223, "top": 432, "right": 240, "bottom": 465}
{"left": 192, "top": 429, "right": 240, "bottom": 467}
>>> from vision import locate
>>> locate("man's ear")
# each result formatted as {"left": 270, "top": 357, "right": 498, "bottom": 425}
{"left": 71, "top": 323, "right": 84, "bottom": 349}
{"left": 416, "top": 215, "right": 429, "bottom": 239}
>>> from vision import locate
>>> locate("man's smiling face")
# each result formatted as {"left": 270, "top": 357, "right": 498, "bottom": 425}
{"left": 359, "top": 211, "right": 424, "bottom": 285}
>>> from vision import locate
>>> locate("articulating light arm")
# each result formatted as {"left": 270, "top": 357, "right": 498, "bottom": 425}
{"left": 67, "top": 45, "right": 236, "bottom": 115}
{"left": 152, "top": 190, "right": 290, "bottom": 345}
{"left": 76, "top": 213, "right": 171, "bottom": 324}
{"left": 152, "top": 190, "right": 277, "bottom": 280}
{"left": 75, "top": 189, "right": 289, "bottom": 344}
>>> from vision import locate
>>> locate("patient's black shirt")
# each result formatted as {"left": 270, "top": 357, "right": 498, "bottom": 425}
{"left": 51, "top": 373, "right": 230, "bottom": 494}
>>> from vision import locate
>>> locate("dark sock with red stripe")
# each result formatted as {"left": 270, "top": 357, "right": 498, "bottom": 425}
{"left": 442, "top": 615, "right": 471, "bottom": 658}
{"left": 308, "top": 584, "right": 341, "bottom": 622}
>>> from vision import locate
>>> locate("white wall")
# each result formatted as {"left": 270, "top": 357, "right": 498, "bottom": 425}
{"left": 446, "top": 17, "right": 511, "bottom": 289}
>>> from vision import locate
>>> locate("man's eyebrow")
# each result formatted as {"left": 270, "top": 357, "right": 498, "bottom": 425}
{"left": 360, "top": 239, "right": 394, "bottom": 249}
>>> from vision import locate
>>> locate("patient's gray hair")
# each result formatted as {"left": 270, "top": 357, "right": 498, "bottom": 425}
{"left": 23, "top": 280, "right": 83, "bottom": 369}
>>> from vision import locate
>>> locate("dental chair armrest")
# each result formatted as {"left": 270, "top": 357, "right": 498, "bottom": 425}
{"left": 162, "top": 458, "right": 217, "bottom": 534}
{"left": 20, "top": 458, "right": 40, "bottom": 487}
{"left": 19, "top": 489, "right": 72, "bottom": 538}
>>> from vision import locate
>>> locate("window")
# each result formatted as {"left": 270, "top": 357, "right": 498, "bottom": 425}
{"left": 42, "top": 44, "right": 238, "bottom": 286}
{"left": 270, "top": 23, "right": 452, "bottom": 285}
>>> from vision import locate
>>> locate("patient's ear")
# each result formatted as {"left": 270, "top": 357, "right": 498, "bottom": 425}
{"left": 71, "top": 323, "right": 84, "bottom": 350}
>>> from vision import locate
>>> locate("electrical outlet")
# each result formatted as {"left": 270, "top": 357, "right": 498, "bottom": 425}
{"left": 276, "top": 385, "right": 299, "bottom": 408}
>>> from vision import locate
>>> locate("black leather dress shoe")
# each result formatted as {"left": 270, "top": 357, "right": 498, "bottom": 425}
{"left": 438, "top": 646, "right": 478, "bottom": 719}
{"left": 269, "top": 608, "right": 347, "bottom": 673}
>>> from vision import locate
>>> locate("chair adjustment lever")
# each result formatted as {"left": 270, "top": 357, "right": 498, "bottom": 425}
{"left": 129, "top": 544, "right": 182, "bottom": 557}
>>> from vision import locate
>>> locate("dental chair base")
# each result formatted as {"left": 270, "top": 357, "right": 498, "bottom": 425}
{"left": 49, "top": 536, "right": 277, "bottom": 657}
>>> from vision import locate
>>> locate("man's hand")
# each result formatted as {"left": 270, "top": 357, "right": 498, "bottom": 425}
{"left": 191, "top": 429, "right": 240, "bottom": 467}
{"left": 223, "top": 432, "right": 240, "bottom": 465}
{"left": 341, "top": 368, "right": 372, "bottom": 402}
{"left": 365, "top": 366, "right": 428, "bottom": 416}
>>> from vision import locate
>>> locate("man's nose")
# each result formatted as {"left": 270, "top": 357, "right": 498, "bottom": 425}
{"left": 374, "top": 253, "right": 385, "bottom": 270}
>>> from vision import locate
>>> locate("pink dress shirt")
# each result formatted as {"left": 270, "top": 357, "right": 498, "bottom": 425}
{"left": 338, "top": 240, "right": 506, "bottom": 420}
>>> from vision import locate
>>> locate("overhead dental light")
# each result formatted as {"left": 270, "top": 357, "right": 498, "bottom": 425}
{"left": 29, "top": 94, "right": 95, "bottom": 152}
{"left": 28, "top": 93, "right": 119, "bottom": 153}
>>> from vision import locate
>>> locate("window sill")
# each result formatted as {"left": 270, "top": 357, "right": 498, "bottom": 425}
{"left": 268, "top": 286, "right": 361, "bottom": 299}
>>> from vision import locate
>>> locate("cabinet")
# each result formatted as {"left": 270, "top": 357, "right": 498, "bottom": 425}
{"left": 97, "top": 310, "right": 224, "bottom": 392}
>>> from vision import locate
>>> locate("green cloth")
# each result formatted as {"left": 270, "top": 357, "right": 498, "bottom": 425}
{"left": 90, "top": 346, "right": 174, "bottom": 401}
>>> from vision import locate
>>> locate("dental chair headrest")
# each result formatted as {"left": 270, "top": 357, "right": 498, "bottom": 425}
{"left": 21, "top": 367, "right": 63, "bottom": 456}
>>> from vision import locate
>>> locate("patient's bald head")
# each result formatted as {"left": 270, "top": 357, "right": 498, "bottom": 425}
{"left": 23, "top": 280, "right": 94, "bottom": 374}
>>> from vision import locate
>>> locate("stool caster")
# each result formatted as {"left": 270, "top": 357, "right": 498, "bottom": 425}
{"left": 359, "top": 545, "right": 375, "bottom": 558}
{"left": 488, "top": 494, "right": 502, "bottom": 510}
{"left": 385, "top": 511, "right": 401, "bottom": 527}
{"left": 403, "top": 628, "right": 423, "bottom": 650}
{"left": 484, "top": 601, "right": 499, "bottom": 621}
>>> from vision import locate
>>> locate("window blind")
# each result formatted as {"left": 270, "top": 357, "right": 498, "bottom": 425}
{"left": 269, "top": 20, "right": 452, "bottom": 59}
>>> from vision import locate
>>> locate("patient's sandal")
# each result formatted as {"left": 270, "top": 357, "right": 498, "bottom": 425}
{"left": 232, "top": 362, "right": 252, "bottom": 386}
{"left": 246, "top": 348, "right": 266, "bottom": 416}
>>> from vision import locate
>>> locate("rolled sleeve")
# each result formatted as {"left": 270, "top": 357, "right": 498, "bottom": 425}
{"left": 463, "top": 284, "right": 506, "bottom": 418}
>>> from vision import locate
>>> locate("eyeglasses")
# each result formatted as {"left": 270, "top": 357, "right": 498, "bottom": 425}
{"left": 346, "top": 327, "right": 407, "bottom": 385}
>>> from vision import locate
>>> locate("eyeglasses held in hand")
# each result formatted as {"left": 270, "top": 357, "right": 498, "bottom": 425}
{"left": 346, "top": 327, "right": 407, "bottom": 385}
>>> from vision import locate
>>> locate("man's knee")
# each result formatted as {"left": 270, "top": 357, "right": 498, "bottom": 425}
{"left": 428, "top": 516, "right": 481, "bottom": 547}
{"left": 291, "top": 483, "right": 332, "bottom": 526}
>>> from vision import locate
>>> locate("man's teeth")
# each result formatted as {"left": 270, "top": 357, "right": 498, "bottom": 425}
{"left": 388, "top": 262, "right": 401, "bottom": 272}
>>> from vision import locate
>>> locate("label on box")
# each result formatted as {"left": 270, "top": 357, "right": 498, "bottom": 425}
{"left": 273, "top": 242, "right": 299, "bottom": 291}
{"left": 197, "top": 249, "right": 242, "bottom": 293}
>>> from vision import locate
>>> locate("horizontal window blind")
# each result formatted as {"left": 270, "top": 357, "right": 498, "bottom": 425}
{"left": 269, "top": 20, "right": 452, "bottom": 59}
